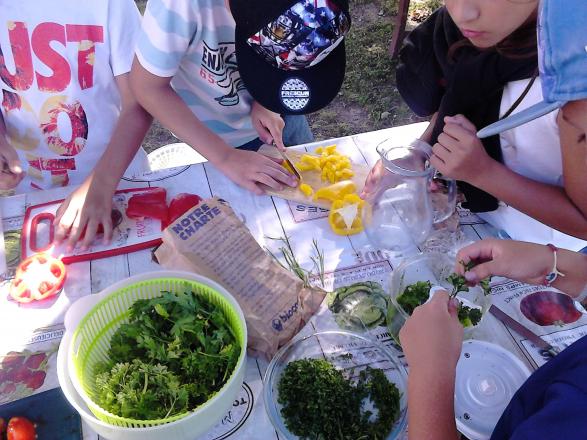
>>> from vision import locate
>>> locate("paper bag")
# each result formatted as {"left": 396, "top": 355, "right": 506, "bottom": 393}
{"left": 154, "top": 197, "right": 325, "bottom": 359}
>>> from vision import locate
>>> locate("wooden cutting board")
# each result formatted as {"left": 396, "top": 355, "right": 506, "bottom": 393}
{"left": 258, "top": 144, "right": 370, "bottom": 209}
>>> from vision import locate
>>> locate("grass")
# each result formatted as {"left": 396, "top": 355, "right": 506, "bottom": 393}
{"left": 134, "top": 0, "right": 436, "bottom": 150}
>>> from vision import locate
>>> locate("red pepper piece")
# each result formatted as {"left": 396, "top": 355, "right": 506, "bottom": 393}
{"left": 167, "top": 193, "right": 203, "bottom": 225}
{"left": 10, "top": 254, "right": 66, "bottom": 303}
{"left": 126, "top": 188, "right": 168, "bottom": 223}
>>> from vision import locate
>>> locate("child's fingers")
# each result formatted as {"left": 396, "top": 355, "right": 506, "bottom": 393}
{"left": 443, "top": 122, "right": 476, "bottom": 141}
{"left": 66, "top": 215, "right": 86, "bottom": 252}
{"left": 253, "top": 172, "right": 283, "bottom": 191}
{"left": 445, "top": 114, "right": 477, "bottom": 132}
{"left": 54, "top": 208, "right": 77, "bottom": 244}
{"left": 81, "top": 218, "right": 100, "bottom": 251}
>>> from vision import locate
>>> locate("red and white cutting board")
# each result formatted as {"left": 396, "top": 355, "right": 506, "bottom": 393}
{"left": 21, "top": 187, "right": 163, "bottom": 264}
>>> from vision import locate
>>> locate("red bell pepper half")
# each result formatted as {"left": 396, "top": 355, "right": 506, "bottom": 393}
{"left": 10, "top": 254, "right": 66, "bottom": 303}
{"left": 167, "top": 193, "right": 203, "bottom": 224}
{"left": 126, "top": 188, "right": 168, "bottom": 223}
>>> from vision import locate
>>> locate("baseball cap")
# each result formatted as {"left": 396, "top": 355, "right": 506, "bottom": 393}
{"left": 477, "top": 0, "right": 587, "bottom": 138}
{"left": 230, "top": 0, "right": 351, "bottom": 114}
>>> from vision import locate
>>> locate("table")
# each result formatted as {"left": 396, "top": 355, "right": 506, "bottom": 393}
{"left": 0, "top": 123, "right": 562, "bottom": 439}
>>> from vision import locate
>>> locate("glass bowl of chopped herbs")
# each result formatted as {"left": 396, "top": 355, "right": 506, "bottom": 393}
{"left": 387, "top": 252, "right": 491, "bottom": 343}
{"left": 65, "top": 271, "right": 247, "bottom": 438}
{"left": 263, "top": 330, "right": 408, "bottom": 439}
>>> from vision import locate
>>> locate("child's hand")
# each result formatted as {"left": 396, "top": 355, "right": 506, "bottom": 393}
{"left": 431, "top": 114, "right": 495, "bottom": 183}
{"left": 0, "top": 141, "right": 23, "bottom": 190}
{"left": 53, "top": 177, "right": 115, "bottom": 252}
{"left": 219, "top": 148, "right": 298, "bottom": 195}
{"left": 455, "top": 239, "right": 555, "bottom": 286}
{"left": 251, "top": 101, "right": 286, "bottom": 151}
{"left": 399, "top": 290, "right": 463, "bottom": 372}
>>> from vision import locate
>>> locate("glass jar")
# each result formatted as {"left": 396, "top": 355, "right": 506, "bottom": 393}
{"left": 362, "top": 139, "right": 457, "bottom": 255}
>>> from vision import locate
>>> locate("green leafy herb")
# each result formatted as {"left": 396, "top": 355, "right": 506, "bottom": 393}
{"left": 94, "top": 289, "right": 240, "bottom": 420}
{"left": 448, "top": 261, "right": 492, "bottom": 297}
{"left": 396, "top": 281, "right": 431, "bottom": 316}
{"left": 277, "top": 358, "right": 401, "bottom": 440}
{"left": 457, "top": 305, "right": 483, "bottom": 328}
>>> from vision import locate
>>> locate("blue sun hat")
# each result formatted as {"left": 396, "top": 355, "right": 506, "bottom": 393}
{"left": 477, "top": 0, "right": 587, "bottom": 138}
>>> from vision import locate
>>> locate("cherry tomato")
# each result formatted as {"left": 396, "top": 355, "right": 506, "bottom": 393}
{"left": 10, "top": 254, "right": 66, "bottom": 303}
{"left": 7, "top": 417, "right": 36, "bottom": 440}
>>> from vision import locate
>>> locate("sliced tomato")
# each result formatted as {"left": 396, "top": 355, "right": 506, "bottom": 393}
{"left": 126, "top": 188, "right": 168, "bottom": 223}
{"left": 7, "top": 417, "right": 36, "bottom": 440}
{"left": 10, "top": 254, "right": 66, "bottom": 303}
{"left": 167, "top": 193, "right": 202, "bottom": 225}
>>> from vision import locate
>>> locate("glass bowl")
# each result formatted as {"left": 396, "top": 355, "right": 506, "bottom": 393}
{"left": 263, "top": 330, "right": 408, "bottom": 440}
{"left": 387, "top": 252, "right": 491, "bottom": 343}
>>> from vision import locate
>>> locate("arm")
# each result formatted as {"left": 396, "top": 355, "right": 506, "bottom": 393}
{"left": 129, "top": 59, "right": 296, "bottom": 194}
{"left": 0, "top": 114, "right": 24, "bottom": 190}
{"left": 456, "top": 239, "right": 587, "bottom": 298}
{"left": 399, "top": 292, "right": 463, "bottom": 440}
{"left": 432, "top": 115, "right": 587, "bottom": 239}
{"left": 54, "top": 73, "right": 152, "bottom": 250}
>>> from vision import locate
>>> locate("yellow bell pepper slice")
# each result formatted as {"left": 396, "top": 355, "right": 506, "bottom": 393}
{"left": 328, "top": 194, "right": 365, "bottom": 235}
{"left": 313, "top": 180, "right": 357, "bottom": 203}
{"left": 299, "top": 183, "right": 314, "bottom": 197}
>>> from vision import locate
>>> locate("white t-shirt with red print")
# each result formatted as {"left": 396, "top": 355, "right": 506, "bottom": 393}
{"left": 0, "top": 0, "right": 145, "bottom": 192}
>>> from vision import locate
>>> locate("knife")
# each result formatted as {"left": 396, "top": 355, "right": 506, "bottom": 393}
{"left": 489, "top": 305, "right": 560, "bottom": 357}
{"left": 272, "top": 142, "right": 302, "bottom": 181}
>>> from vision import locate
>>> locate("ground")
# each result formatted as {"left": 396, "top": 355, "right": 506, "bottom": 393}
{"left": 134, "top": 0, "right": 439, "bottom": 152}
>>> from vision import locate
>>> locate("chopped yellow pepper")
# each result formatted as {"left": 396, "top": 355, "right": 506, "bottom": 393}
{"left": 294, "top": 145, "right": 354, "bottom": 183}
{"left": 328, "top": 194, "right": 365, "bottom": 235}
{"left": 299, "top": 183, "right": 314, "bottom": 197}
{"left": 313, "top": 180, "right": 357, "bottom": 203}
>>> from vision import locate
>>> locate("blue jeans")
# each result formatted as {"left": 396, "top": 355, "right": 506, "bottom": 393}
{"left": 237, "top": 115, "right": 314, "bottom": 151}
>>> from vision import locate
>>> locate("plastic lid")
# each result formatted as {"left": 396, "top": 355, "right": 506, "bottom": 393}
{"left": 454, "top": 340, "right": 531, "bottom": 440}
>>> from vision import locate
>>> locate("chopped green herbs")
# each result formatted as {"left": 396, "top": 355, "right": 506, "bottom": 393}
{"left": 395, "top": 260, "right": 491, "bottom": 328}
{"left": 278, "top": 358, "right": 401, "bottom": 440}
{"left": 458, "top": 305, "right": 483, "bottom": 328}
{"left": 396, "top": 281, "right": 431, "bottom": 316}
{"left": 94, "top": 290, "right": 240, "bottom": 420}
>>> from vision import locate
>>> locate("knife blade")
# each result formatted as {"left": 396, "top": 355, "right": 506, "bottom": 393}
{"left": 272, "top": 142, "right": 302, "bottom": 181}
{"left": 489, "top": 305, "right": 560, "bottom": 357}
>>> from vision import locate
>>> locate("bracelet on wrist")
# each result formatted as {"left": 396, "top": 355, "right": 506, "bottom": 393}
{"left": 543, "top": 243, "right": 566, "bottom": 287}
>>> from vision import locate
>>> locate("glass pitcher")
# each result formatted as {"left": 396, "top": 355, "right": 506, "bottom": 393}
{"left": 362, "top": 138, "right": 457, "bottom": 254}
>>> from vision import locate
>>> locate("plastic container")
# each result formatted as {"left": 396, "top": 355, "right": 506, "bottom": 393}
{"left": 263, "top": 330, "right": 408, "bottom": 440}
{"left": 147, "top": 143, "right": 206, "bottom": 171}
{"left": 387, "top": 252, "right": 491, "bottom": 342}
{"left": 455, "top": 340, "right": 531, "bottom": 439}
{"left": 60, "top": 271, "right": 247, "bottom": 439}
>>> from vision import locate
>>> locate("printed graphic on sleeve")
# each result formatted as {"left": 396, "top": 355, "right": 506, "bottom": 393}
{"left": 0, "top": 20, "right": 104, "bottom": 189}
{"left": 201, "top": 42, "right": 247, "bottom": 107}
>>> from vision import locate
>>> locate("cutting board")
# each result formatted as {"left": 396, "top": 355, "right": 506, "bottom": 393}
{"left": 21, "top": 187, "right": 163, "bottom": 264}
{"left": 258, "top": 145, "right": 370, "bottom": 208}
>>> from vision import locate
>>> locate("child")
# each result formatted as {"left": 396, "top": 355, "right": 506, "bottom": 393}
{"left": 0, "top": 0, "right": 152, "bottom": 250}
{"left": 392, "top": 0, "right": 587, "bottom": 251}
{"left": 130, "top": 0, "right": 350, "bottom": 196}
{"left": 400, "top": 3, "right": 587, "bottom": 436}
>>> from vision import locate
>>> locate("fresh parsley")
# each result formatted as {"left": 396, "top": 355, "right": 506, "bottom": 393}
{"left": 277, "top": 358, "right": 401, "bottom": 439}
{"left": 94, "top": 290, "right": 240, "bottom": 420}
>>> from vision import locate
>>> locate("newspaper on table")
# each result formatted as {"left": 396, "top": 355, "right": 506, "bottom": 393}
{"left": 154, "top": 197, "right": 325, "bottom": 359}
{"left": 488, "top": 277, "right": 587, "bottom": 368}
